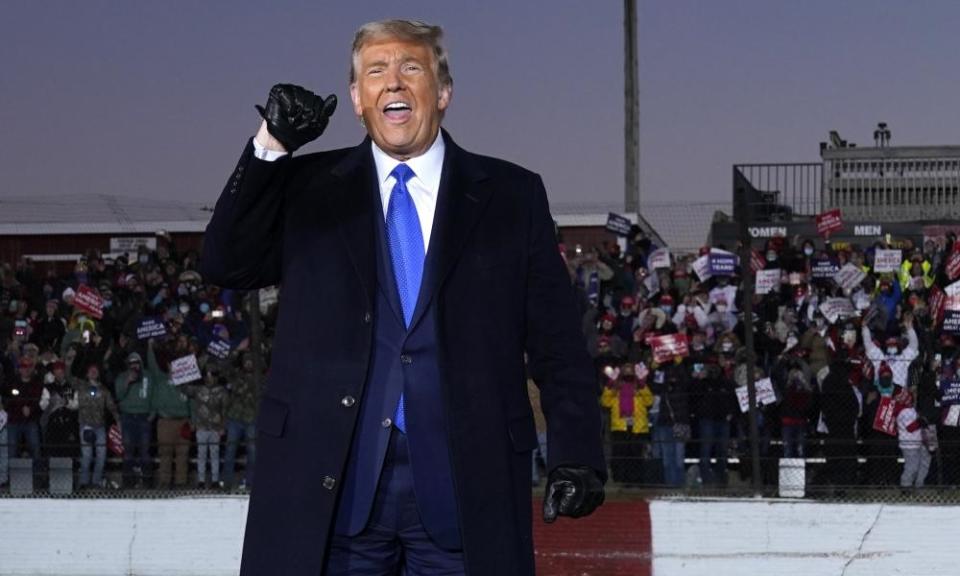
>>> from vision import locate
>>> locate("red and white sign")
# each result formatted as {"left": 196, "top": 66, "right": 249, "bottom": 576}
{"left": 169, "top": 354, "right": 202, "bottom": 386}
{"left": 735, "top": 378, "right": 778, "bottom": 413}
{"left": 750, "top": 250, "right": 765, "bottom": 273}
{"left": 755, "top": 269, "right": 780, "bottom": 295}
{"left": 816, "top": 209, "right": 843, "bottom": 237}
{"left": 834, "top": 263, "right": 866, "bottom": 291}
{"left": 873, "top": 249, "right": 902, "bottom": 273}
{"left": 873, "top": 395, "right": 898, "bottom": 436}
{"left": 947, "top": 242, "right": 960, "bottom": 281}
{"left": 648, "top": 333, "right": 689, "bottom": 364}
{"left": 108, "top": 424, "right": 123, "bottom": 456}
{"left": 74, "top": 284, "right": 104, "bottom": 319}
{"left": 930, "top": 285, "right": 947, "bottom": 326}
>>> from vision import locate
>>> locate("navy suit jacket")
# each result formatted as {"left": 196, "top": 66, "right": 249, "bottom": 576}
{"left": 202, "top": 130, "right": 605, "bottom": 575}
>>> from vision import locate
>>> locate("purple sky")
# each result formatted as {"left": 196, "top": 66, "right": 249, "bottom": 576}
{"left": 2, "top": 1, "right": 959, "bottom": 211}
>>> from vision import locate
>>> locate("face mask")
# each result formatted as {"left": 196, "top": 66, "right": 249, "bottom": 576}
{"left": 102, "top": 299, "right": 112, "bottom": 309}
{"left": 716, "top": 305, "right": 727, "bottom": 314}
{"left": 661, "top": 306, "right": 673, "bottom": 316}
{"left": 887, "top": 346, "right": 898, "bottom": 355}
{"left": 815, "top": 318, "right": 825, "bottom": 329}
{"left": 179, "top": 303, "right": 190, "bottom": 315}
{"left": 199, "top": 303, "right": 210, "bottom": 314}
{"left": 139, "top": 255, "right": 149, "bottom": 264}
{"left": 721, "top": 341, "right": 734, "bottom": 352}
{"left": 804, "top": 247, "right": 814, "bottom": 256}
{"left": 766, "top": 251, "right": 777, "bottom": 261}
{"left": 786, "top": 337, "right": 798, "bottom": 350}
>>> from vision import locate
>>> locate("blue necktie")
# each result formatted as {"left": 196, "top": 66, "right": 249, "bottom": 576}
{"left": 386, "top": 163, "right": 424, "bottom": 433}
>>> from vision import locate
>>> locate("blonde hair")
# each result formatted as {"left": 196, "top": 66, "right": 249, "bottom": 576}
{"left": 349, "top": 19, "right": 452, "bottom": 88}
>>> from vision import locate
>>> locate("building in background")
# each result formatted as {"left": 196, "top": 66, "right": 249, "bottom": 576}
{"left": 713, "top": 124, "right": 960, "bottom": 248}
{"left": 0, "top": 194, "right": 210, "bottom": 271}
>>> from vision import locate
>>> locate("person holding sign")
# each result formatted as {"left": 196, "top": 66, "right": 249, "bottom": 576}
{"left": 201, "top": 19, "right": 604, "bottom": 575}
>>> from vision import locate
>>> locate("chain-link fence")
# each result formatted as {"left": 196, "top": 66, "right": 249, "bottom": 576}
{"left": 0, "top": 439, "right": 253, "bottom": 498}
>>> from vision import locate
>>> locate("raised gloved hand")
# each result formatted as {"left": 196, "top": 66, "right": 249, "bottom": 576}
{"left": 542, "top": 465, "right": 605, "bottom": 523}
{"left": 255, "top": 84, "right": 337, "bottom": 152}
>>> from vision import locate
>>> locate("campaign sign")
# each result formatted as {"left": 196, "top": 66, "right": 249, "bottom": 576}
{"left": 948, "top": 243, "right": 960, "bottom": 280}
{"left": 940, "top": 379, "right": 960, "bottom": 406}
{"left": 755, "top": 269, "right": 780, "bottom": 295}
{"left": 872, "top": 395, "right": 897, "bottom": 436}
{"left": 815, "top": 209, "right": 843, "bottom": 236}
{"left": 648, "top": 248, "right": 671, "bottom": 270}
{"left": 735, "top": 378, "right": 777, "bottom": 413}
{"left": 207, "top": 338, "right": 231, "bottom": 360}
{"left": 108, "top": 424, "right": 123, "bottom": 456}
{"left": 708, "top": 253, "right": 737, "bottom": 276}
{"left": 750, "top": 250, "right": 765, "bottom": 273}
{"left": 692, "top": 255, "right": 712, "bottom": 282}
{"left": 810, "top": 258, "right": 840, "bottom": 280}
{"left": 819, "top": 297, "right": 855, "bottom": 324}
{"left": 873, "top": 249, "right": 902, "bottom": 273}
{"left": 944, "top": 310, "right": 960, "bottom": 334}
{"left": 929, "top": 285, "right": 946, "bottom": 326}
{"left": 834, "top": 263, "right": 866, "bottom": 291}
{"left": 605, "top": 213, "right": 633, "bottom": 237}
{"left": 136, "top": 317, "right": 167, "bottom": 340}
{"left": 649, "top": 333, "right": 689, "bottom": 364}
{"left": 74, "top": 284, "right": 104, "bottom": 319}
{"left": 170, "top": 354, "right": 202, "bottom": 386}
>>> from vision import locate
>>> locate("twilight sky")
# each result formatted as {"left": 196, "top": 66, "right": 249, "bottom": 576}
{"left": 2, "top": 0, "right": 959, "bottom": 211}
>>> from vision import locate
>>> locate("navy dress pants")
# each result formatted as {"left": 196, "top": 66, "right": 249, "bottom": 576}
{"left": 326, "top": 430, "right": 465, "bottom": 575}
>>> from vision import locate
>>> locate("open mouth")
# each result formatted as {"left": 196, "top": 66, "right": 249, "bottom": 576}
{"left": 383, "top": 101, "right": 412, "bottom": 122}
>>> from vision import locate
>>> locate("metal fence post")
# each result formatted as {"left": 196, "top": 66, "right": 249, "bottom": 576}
{"left": 735, "top": 168, "right": 763, "bottom": 491}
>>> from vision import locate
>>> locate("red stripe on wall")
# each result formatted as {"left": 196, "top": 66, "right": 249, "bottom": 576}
{"left": 533, "top": 499, "right": 651, "bottom": 576}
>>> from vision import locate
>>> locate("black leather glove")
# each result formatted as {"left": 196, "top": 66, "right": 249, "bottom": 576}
{"left": 542, "top": 465, "right": 605, "bottom": 523}
{"left": 255, "top": 83, "right": 337, "bottom": 153}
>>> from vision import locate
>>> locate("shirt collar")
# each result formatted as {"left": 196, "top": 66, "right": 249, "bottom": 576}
{"left": 370, "top": 131, "right": 445, "bottom": 194}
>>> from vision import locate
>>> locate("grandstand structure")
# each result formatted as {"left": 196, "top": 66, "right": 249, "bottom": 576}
{"left": 713, "top": 126, "right": 960, "bottom": 247}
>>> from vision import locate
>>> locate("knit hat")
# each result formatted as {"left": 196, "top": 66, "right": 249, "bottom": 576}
{"left": 878, "top": 361, "right": 893, "bottom": 379}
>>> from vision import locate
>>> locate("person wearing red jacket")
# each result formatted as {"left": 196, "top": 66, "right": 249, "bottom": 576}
{"left": 895, "top": 388, "right": 931, "bottom": 488}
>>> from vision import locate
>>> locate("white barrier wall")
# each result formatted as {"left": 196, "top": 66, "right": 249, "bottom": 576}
{"left": 0, "top": 497, "right": 247, "bottom": 576}
{"left": 3, "top": 497, "right": 959, "bottom": 575}
{"left": 651, "top": 499, "right": 958, "bottom": 576}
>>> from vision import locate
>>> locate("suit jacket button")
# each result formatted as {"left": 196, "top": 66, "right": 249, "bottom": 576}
{"left": 322, "top": 476, "right": 336, "bottom": 490}
{"left": 381, "top": 418, "right": 392, "bottom": 428}
{"left": 362, "top": 311, "right": 372, "bottom": 324}
{"left": 400, "top": 354, "right": 412, "bottom": 365}
{"left": 341, "top": 395, "right": 356, "bottom": 408}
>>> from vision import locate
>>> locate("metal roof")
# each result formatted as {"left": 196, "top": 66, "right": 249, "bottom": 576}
{"left": 552, "top": 201, "right": 728, "bottom": 254}
{"left": 0, "top": 194, "right": 214, "bottom": 235}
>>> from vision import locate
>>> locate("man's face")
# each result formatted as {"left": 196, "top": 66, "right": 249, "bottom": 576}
{"left": 350, "top": 38, "right": 451, "bottom": 160}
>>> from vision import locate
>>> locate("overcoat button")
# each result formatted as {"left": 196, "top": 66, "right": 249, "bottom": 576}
{"left": 382, "top": 418, "right": 392, "bottom": 428}
{"left": 400, "top": 354, "right": 412, "bottom": 365}
{"left": 322, "top": 476, "right": 336, "bottom": 490}
{"left": 341, "top": 395, "right": 356, "bottom": 408}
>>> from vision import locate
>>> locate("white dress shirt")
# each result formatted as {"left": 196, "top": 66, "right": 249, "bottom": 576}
{"left": 252, "top": 133, "right": 444, "bottom": 253}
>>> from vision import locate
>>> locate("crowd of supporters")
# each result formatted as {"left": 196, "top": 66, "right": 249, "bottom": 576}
{"left": 565, "top": 226, "right": 960, "bottom": 489}
{"left": 0, "top": 236, "right": 268, "bottom": 491}
{"left": 4, "top": 223, "right": 960, "bottom": 493}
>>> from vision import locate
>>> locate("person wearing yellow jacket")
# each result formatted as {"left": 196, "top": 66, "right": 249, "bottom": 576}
{"left": 601, "top": 361, "right": 654, "bottom": 483}
{"left": 899, "top": 255, "right": 934, "bottom": 291}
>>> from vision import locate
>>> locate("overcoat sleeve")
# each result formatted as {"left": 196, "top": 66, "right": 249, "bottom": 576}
{"left": 523, "top": 174, "right": 607, "bottom": 479}
{"left": 201, "top": 139, "right": 293, "bottom": 289}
